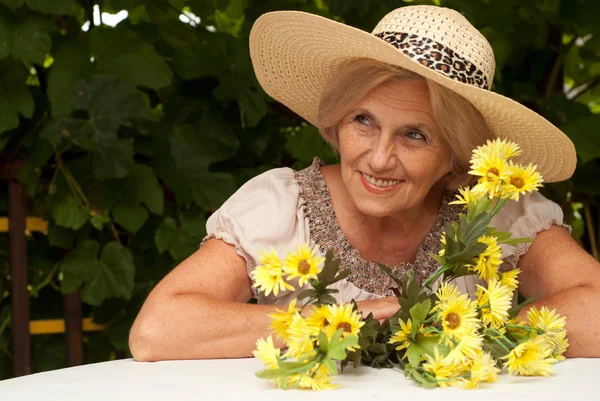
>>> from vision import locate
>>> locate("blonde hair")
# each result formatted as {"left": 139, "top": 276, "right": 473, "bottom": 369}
{"left": 316, "top": 58, "right": 494, "bottom": 187}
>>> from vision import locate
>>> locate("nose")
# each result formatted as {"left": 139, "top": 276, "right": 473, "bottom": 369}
{"left": 368, "top": 133, "right": 397, "bottom": 173}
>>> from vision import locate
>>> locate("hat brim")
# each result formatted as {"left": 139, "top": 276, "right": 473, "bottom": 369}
{"left": 249, "top": 11, "right": 576, "bottom": 183}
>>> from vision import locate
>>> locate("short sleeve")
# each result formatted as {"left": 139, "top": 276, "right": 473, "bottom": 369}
{"left": 201, "top": 167, "right": 310, "bottom": 298}
{"left": 490, "top": 192, "right": 571, "bottom": 271}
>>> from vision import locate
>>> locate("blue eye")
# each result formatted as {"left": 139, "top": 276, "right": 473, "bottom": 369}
{"left": 407, "top": 131, "right": 426, "bottom": 140}
{"left": 355, "top": 114, "right": 370, "bottom": 125}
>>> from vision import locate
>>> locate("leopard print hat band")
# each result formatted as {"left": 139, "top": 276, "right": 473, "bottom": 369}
{"left": 374, "top": 31, "right": 490, "bottom": 90}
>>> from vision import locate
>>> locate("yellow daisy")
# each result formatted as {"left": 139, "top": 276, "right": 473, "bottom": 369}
{"left": 434, "top": 282, "right": 461, "bottom": 304}
{"left": 445, "top": 327, "right": 484, "bottom": 364}
{"left": 389, "top": 318, "right": 413, "bottom": 351}
{"left": 288, "top": 366, "right": 338, "bottom": 390}
{"left": 305, "top": 305, "right": 332, "bottom": 337}
{"left": 527, "top": 306, "right": 569, "bottom": 360}
{"left": 471, "top": 138, "right": 522, "bottom": 164}
{"left": 283, "top": 243, "right": 325, "bottom": 287}
{"left": 449, "top": 186, "right": 482, "bottom": 208}
{"left": 434, "top": 289, "right": 479, "bottom": 341}
{"left": 503, "top": 161, "right": 543, "bottom": 201}
{"left": 438, "top": 233, "right": 446, "bottom": 257}
{"left": 464, "top": 351, "right": 500, "bottom": 388}
{"left": 470, "top": 153, "right": 510, "bottom": 199}
{"left": 477, "top": 279, "right": 513, "bottom": 329}
{"left": 423, "top": 348, "right": 468, "bottom": 388}
{"left": 253, "top": 336, "right": 281, "bottom": 369}
{"left": 470, "top": 236, "right": 503, "bottom": 282}
{"left": 326, "top": 303, "right": 364, "bottom": 350}
{"left": 499, "top": 269, "right": 521, "bottom": 292}
{"left": 268, "top": 299, "right": 301, "bottom": 341}
{"left": 527, "top": 306, "right": 566, "bottom": 335}
{"left": 286, "top": 313, "right": 315, "bottom": 358}
{"left": 251, "top": 248, "right": 294, "bottom": 296}
{"left": 503, "top": 337, "right": 557, "bottom": 377}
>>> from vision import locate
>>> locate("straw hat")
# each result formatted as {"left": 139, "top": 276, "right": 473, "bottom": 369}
{"left": 249, "top": 5, "right": 577, "bottom": 183}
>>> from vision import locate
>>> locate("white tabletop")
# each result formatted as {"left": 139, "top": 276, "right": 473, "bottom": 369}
{"left": 1, "top": 357, "right": 598, "bottom": 401}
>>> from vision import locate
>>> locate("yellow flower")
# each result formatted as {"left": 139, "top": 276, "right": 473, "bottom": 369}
{"left": 389, "top": 318, "right": 413, "bottom": 351}
{"left": 471, "top": 138, "right": 522, "bottom": 164}
{"left": 283, "top": 243, "right": 325, "bottom": 287}
{"left": 499, "top": 269, "right": 520, "bottom": 292}
{"left": 464, "top": 351, "right": 500, "bottom": 388}
{"left": 449, "top": 186, "right": 482, "bottom": 208}
{"left": 438, "top": 233, "right": 446, "bottom": 257}
{"left": 305, "top": 305, "right": 332, "bottom": 337}
{"left": 434, "top": 288, "right": 479, "bottom": 341}
{"left": 470, "top": 236, "right": 503, "bottom": 282}
{"left": 268, "top": 299, "right": 301, "bottom": 341}
{"left": 435, "top": 282, "right": 461, "bottom": 304}
{"left": 502, "top": 316, "right": 528, "bottom": 336}
{"left": 251, "top": 249, "right": 294, "bottom": 296}
{"left": 287, "top": 365, "right": 338, "bottom": 390}
{"left": 477, "top": 279, "right": 513, "bottom": 329}
{"left": 445, "top": 327, "right": 484, "bottom": 364}
{"left": 286, "top": 313, "right": 315, "bottom": 358}
{"left": 527, "top": 306, "right": 569, "bottom": 360}
{"left": 527, "top": 306, "right": 566, "bottom": 335}
{"left": 253, "top": 336, "right": 281, "bottom": 369}
{"left": 503, "top": 337, "right": 557, "bottom": 377}
{"left": 503, "top": 161, "right": 543, "bottom": 201}
{"left": 423, "top": 348, "right": 468, "bottom": 388}
{"left": 470, "top": 153, "right": 511, "bottom": 199}
{"left": 326, "top": 303, "right": 364, "bottom": 350}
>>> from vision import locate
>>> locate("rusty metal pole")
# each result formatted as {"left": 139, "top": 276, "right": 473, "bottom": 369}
{"left": 63, "top": 291, "right": 84, "bottom": 366}
{"left": 8, "top": 179, "right": 31, "bottom": 376}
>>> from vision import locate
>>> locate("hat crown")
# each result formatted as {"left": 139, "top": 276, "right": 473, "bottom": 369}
{"left": 372, "top": 6, "right": 496, "bottom": 89}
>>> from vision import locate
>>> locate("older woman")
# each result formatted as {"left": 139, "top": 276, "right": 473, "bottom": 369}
{"left": 129, "top": 5, "right": 600, "bottom": 361}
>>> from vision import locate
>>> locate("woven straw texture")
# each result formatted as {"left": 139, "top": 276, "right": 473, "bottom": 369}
{"left": 249, "top": 6, "right": 576, "bottom": 182}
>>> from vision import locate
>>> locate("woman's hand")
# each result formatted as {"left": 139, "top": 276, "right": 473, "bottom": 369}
{"left": 356, "top": 296, "right": 400, "bottom": 322}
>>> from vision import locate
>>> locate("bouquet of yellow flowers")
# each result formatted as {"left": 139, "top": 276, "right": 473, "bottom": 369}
{"left": 252, "top": 139, "right": 568, "bottom": 390}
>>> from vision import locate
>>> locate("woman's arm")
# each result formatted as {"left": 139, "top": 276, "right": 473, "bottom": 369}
{"left": 129, "top": 238, "right": 400, "bottom": 361}
{"left": 517, "top": 225, "right": 600, "bottom": 357}
{"left": 129, "top": 238, "right": 279, "bottom": 361}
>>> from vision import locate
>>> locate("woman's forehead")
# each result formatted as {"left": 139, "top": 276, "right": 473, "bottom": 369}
{"left": 357, "top": 80, "right": 435, "bottom": 121}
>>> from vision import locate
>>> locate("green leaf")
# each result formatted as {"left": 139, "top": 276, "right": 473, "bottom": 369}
{"left": 89, "top": 211, "right": 110, "bottom": 230}
{"left": 47, "top": 41, "right": 93, "bottom": 116}
{"left": 406, "top": 343, "right": 421, "bottom": 367}
{"left": 48, "top": 224, "right": 74, "bottom": 249}
{"left": 155, "top": 217, "right": 177, "bottom": 254}
{"left": 91, "top": 27, "right": 172, "bottom": 89}
{"left": 113, "top": 203, "right": 149, "bottom": 233}
{"left": 125, "top": 164, "right": 164, "bottom": 215}
{"left": 0, "top": 59, "right": 34, "bottom": 133}
{"left": 255, "top": 368, "right": 287, "bottom": 379}
{"left": 285, "top": 124, "right": 338, "bottom": 165}
{"left": 0, "top": 0, "right": 24, "bottom": 9}
{"left": 25, "top": 0, "right": 75, "bottom": 14}
{"left": 318, "top": 330, "right": 329, "bottom": 353}
{"left": 409, "top": 299, "right": 431, "bottom": 329}
{"left": 561, "top": 115, "right": 600, "bottom": 163}
{"left": 11, "top": 15, "right": 53, "bottom": 64}
{"left": 0, "top": 8, "right": 13, "bottom": 60}
{"left": 297, "top": 289, "right": 318, "bottom": 300}
{"left": 52, "top": 194, "right": 90, "bottom": 230}
{"left": 93, "top": 139, "right": 135, "bottom": 179}
{"left": 60, "top": 240, "right": 100, "bottom": 293}
{"left": 322, "top": 358, "right": 338, "bottom": 375}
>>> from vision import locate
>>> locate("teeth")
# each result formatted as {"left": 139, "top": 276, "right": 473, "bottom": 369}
{"left": 361, "top": 172, "right": 401, "bottom": 187}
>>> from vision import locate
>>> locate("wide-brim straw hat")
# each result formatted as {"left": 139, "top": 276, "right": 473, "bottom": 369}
{"left": 249, "top": 5, "right": 577, "bottom": 183}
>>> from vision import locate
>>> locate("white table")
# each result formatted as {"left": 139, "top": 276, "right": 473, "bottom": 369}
{"left": 1, "top": 357, "right": 599, "bottom": 401}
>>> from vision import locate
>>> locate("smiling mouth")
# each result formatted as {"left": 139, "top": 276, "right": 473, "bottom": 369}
{"left": 360, "top": 172, "right": 402, "bottom": 188}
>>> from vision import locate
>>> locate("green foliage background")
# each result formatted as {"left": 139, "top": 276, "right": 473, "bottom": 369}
{"left": 0, "top": 0, "right": 599, "bottom": 378}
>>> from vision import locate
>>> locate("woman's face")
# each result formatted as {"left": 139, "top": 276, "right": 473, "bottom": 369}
{"left": 337, "top": 79, "right": 452, "bottom": 218}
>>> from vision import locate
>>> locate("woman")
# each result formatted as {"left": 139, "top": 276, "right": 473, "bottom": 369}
{"left": 129, "top": 5, "right": 600, "bottom": 361}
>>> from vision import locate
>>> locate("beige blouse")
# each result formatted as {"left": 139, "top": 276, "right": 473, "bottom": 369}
{"left": 202, "top": 158, "right": 569, "bottom": 306}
